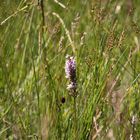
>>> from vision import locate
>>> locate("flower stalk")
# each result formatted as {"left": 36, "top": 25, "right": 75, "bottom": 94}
{"left": 65, "top": 54, "right": 77, "bottom": 139}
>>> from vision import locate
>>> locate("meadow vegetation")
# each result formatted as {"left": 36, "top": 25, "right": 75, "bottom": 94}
{"left": 0, "top": 0, "right": 140, "bottom": 139}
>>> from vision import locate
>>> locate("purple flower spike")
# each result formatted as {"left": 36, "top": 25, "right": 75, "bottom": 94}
{"left": 65, "top": 55, "right": 77, "bottom": 95}
{"left": 67, "top": 82, "right": 77, "bottom": 91}
{"left": 65, "top": 55, "right": 76, "bottom": 80}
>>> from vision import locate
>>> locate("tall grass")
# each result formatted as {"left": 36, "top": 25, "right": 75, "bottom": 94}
{"left": 0, "top": 0, "right": 140, "bottom": 139}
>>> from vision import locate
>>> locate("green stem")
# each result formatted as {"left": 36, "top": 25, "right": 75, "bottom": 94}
{"left": 73, "top": 96, "right": 77, "bottom": 140}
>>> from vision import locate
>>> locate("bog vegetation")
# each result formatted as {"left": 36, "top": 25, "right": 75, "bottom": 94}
{"left": 0, "top": 0, "right": 140, "bottom": 139}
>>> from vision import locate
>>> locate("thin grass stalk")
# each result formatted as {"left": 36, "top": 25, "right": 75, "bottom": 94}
{"left": 31, "top": 49, "right": 41, "bottom": 138}
{"left": 40, "top": 0, "right": 45, "bottom": 27}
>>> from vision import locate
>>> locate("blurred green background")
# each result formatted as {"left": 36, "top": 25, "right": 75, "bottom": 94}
{"left": 0, "top": 0, "right": 140, "bottom": 139}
